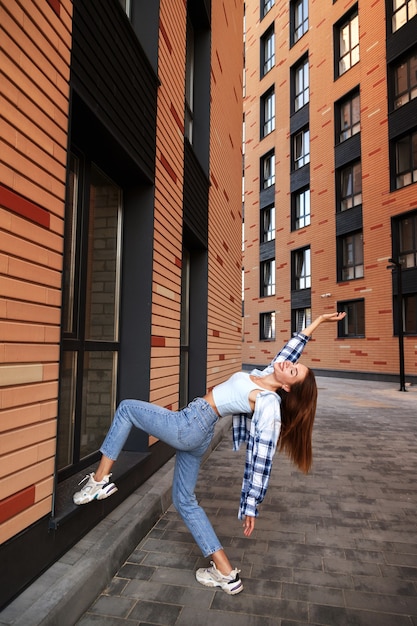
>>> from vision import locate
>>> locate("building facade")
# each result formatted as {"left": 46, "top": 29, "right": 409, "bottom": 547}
{"left": 0, "top": 0, "right": 243, "bottom": 607}
{"left": 242, "top": 0, "right": 417, "bottom": 382}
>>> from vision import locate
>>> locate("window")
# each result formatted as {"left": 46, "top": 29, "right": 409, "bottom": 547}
{"left": 394, "top": 51, "right": 417, "bottom": 109}
{"left": 260, "top": 311, "right": 276, "bottom": 340}
{"left": 398, "top": 212, "right": 417, "bottom": 268}
{"left": 392, "top": 0, "right": 417, "bottom": 32}
{"left": 293, "top": 128, "right": 310, "bottom": 170}
{"left": 339, "top": 231, "right": 364, "bottom": 280}
{"left": 293, "top": 57, "right": 309, "bottom": 112}
{"left": 293, "top": 247, "right": 311, "bottom": 290}
{"left": 292, "top": 0, "right": 308, "bottom": 44}
{"left": 261, "top": 26, "right": 275, "bottom": 77}
{"left": 338, "top": 299, "right": 365, "bottom": 337}
{"left": 261, "top": 151, "right": 275, "bottom": 188}
{"left": 260, "top": 259, "right": 276, "bottom": 296}
{"left": 262, "top": 0, "right": 274, "bottom": 19}
{"left": 292, "top": 187, "right": 310, "bottom": 230}
{"left": 339, "top": 161, "right": 362, "bottom": 211}
{"left": 261, "top": 205, "right": 276, "bottom": 242}
{"left": 394, "top": 131, "right": 417, "bottom": 189}
{"left": 337, "top": 12, "right": 359, "bottom": 76}
{"left": 58, "top": 155, "right": 122, "bottom": 473}
{"left": 293, "top": 307, "right": 311, "bottom": 333}
{"left": 338, "top": 91, "right": 360, "bottom": 142}
{"left": 261, "top": 88, "right": 275, "bottom": 138}
{"left": 403, "top": 294, "right": 417, "bottom": 334}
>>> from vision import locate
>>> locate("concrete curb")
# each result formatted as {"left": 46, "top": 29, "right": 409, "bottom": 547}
{"left": 0, "top": 417, "right": 232, "bottom": 626}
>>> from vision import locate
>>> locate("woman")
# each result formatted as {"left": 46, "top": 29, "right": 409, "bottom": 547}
{"left": 73, "top": 312, "right": 345, "bottom": 595}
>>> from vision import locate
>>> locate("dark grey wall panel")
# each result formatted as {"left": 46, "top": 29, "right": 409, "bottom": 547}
{"left": 71, "top": 0, "right": 158, "bottom": 183}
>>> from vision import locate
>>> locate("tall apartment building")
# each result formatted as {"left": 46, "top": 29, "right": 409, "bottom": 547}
{"left": 0, "top": 0, "right": 243, "bottom": 607}
{"left": 242, "top": 0, "right": 417, "bottom": 382}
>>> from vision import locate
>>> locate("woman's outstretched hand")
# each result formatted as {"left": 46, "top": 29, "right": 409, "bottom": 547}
{"left": 303, "top": 311, "right": 346, "bottom": 336}
{"left": 320, "top": 312, "right": 346, "bottom": 322}
{"left": 242, "top": 515, "right": 255, "bottom": 537}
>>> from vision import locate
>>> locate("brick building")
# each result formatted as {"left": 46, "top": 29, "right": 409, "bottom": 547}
{"left": 242, "top": 0, "right": 417, "bottom": 382}
{"left": 0, "top": 0, "right": 243, "bottom": 606}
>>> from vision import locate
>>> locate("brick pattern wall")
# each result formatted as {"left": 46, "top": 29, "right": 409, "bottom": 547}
{"left": 207, "top": 0, "right": 244, "bottom": 389}
{"left": 150, "top": 0, "right": 187, "bottom": 408}
{"left": 243, "top": 0, "right": 416, "bottom": 376}
{"left": 151, "top": 0, "right": 244, "bottom": 407}
{"left": 0, "top": 0, "right": 72, "bottom": 543}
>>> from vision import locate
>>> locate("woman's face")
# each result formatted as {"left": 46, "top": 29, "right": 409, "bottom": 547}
{"left": 273, "top": 360, "right": 308, "bottom": 391}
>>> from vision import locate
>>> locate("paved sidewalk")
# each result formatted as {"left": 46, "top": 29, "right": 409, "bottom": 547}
{"left": 2, "top": 377, "right": 417, "bottom": 625}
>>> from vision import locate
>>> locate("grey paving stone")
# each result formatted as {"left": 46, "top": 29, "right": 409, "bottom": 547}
{"left": 128, "top": 600, "right": 182, "bottom": 624}
{"left": 89, "top": 595, "right": 136, "bottom": 618}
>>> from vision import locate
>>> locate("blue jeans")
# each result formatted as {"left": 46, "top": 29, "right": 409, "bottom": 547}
{"left": 100, "top": 397, "right": 223, "bottom": 557}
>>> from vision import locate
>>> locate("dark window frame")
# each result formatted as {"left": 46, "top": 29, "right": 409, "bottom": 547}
{"left": 261, "top": 25, "right": 275, "bottom": 77}
{"left": 261, "top": 86, "right": 275, "bottom": 138}
{"left": 334, "top": 7, "right": 359, "bottom": 78}
{"left": 335, "top": 88, "right": 360, "bottom": 144}
{"left": 260, "top": 258, "right": 276, "bottom": 297}
{"left": 292, "top": 54, "right": 309, "bottom": 113}
{"left": 260, "top": 310, "right": 276, "bottom": 340}
{"left": 337, "top": 230, "right": 364, "bottom": 282}
{"left": 337, "top": 298, "right": 365, "bottom": 337}
{"left": 291, "top": 186, "right": 310, "bottom": 231}
{"left": 261, "top": 150, "right": 276, "bottom": 189}
{"left": 292, "top": 246, "right": 311, "bottom": 291}
{"left": 290, "top": 0, "right": 309, "bottom": 46}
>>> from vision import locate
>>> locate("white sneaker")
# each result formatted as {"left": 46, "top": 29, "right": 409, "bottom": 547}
{"left": 73, "top": 472, "right": 118, "bottom": 505}
{"left": 196, "top": 561, "right": 243, "bottom": 595}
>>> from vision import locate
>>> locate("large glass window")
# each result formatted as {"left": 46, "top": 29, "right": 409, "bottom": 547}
{"left": 260, "top": 311, "right": 276, "bottom": 340}
{"left": 261, "top": 205, "right": 276, "bottom": 242}
{"left": 293, "top": 307, "right": 311, "bottom": 333}
{"left": 404, "top": 294, "right": 417, "bottom": 334}
{"left": 261, "top": 26, "right": 275, "bottom": 77}
{"left": 339, "top": 161, "right": 362, "bottom": 211}
{"left": 262, "top": 0, "right": 275, "bottom": 19}
{"left": 398, "top": 212, "right": 417, "bottom": 268}
{"left": 292, "top": 187, "right": 310, "bottom": 230}
{"left": 293, "top": 128, "right": 310, "bottom": 170}
{"left": 292, "top": 0, "right": 308, "bottom": 43}
{"left": 394, "top": 51, "right": 417, "bottom": 109}
{"left": 292, "top": 247, "right": 311, "bottom": 290}
{"left": 339, "top": 231, "right": 364, "bottom": 280}
{"left": 260, "top": 259, "right": 276, "bottom": 297}
{"left": 392, "top": 0, "right": 417, "bottom": 32}
{"left": 58, "top": 155, "right": 122, "bottom": 474}
{"left": 261, "top": 151, "right": 275, "bottom": 188}
{"left": 261, "top": 88, "right": 275, "bottom": 138}
{"left": 395, "top": 131, "right": 417, "bottom": 189}
{"left": 293, "top": 57, "right": 309, "bottom": 112}
{"left": 338, "top": 91, "right": 360, "bottom": 142}
{"left": 337, "top": 12, "right": 359, "bottom": 76}
{"left": 338, "top": 299, "right": 365, "bottom": 337}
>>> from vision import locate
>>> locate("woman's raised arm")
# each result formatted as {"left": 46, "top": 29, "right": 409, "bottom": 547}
{"left": 301, "top": 312, "right": 346, "bottom": 337}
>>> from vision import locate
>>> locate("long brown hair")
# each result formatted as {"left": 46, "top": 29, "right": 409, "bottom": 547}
{"left": 277, "top": 367, "right": 317, "bottom": 473}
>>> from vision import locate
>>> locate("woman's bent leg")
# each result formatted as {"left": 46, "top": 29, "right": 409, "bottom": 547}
{"left": 172, "top": 449, "right": 223, "bottom": 558}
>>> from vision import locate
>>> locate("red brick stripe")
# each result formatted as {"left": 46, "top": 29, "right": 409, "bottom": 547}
{"left": 0, "top": 185, "right": 50, "bottom": 229}
{"left": 0, "top": 485, "right": 36, "bottom": 524}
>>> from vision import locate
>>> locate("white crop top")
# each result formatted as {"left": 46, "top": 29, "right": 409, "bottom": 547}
{"left": 212, "top": 372, "right": 265, "bottom": 417}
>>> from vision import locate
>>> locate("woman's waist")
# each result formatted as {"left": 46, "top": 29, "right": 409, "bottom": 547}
{"left": 203, "top": 390, "right": 221, "bottom": 417}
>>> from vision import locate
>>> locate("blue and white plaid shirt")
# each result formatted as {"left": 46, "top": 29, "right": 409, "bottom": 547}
{"left": 233, "top": 332, "right": 310, "bottom": 519}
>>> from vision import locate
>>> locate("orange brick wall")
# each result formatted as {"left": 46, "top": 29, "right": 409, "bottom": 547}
{"left": 243, "top": 0, "right": 416, "bottom": 377}
{"left": 151, "top": 0, "right": 244, "bottom": 405}
{"left": 150, "top": 0, "right": 186, "bottom": 407}
{"left": 207, "top": 0, "right": 244, "bottom": 389}
{"left": 0, "top": 0, "right": 73, "bottom": 543}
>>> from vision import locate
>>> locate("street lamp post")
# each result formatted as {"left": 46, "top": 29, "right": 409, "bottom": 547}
{"left": 387, "top": 257, "right": 407, "bottom": 392}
